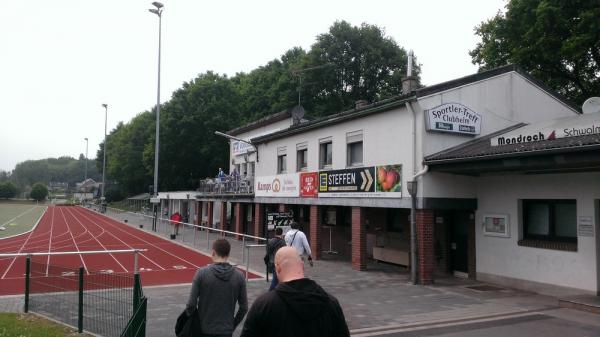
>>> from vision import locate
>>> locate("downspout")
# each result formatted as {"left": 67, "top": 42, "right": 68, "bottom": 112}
{"left": 406, "top": 100, "right": 429, "bottom": 284}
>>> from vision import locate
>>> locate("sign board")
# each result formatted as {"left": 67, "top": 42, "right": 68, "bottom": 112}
{"left": 482, "top": 214, "right": 510, "bottom": 237}
{"left": 491, "top": 112, "right": 600, "bottom": 146}
{"left": 578, "top": 216, "right": 594, "bottom": 237}
{"left": 318, "top": 165, "right": 402, "bottom": 198}
{"left": 300, "top": 172, "right": 319, "bottom": 197}
{"left": 232, "top": 141, "right": 254, "bottom": 156}
{"left": 426, "top": 102, "right": 481, "bottom": 135}
{"left": 267, "top": 212, "right": 294, "bottom": 231}
{"left": 255, "top": 173, "right": 300, "bottom": 197}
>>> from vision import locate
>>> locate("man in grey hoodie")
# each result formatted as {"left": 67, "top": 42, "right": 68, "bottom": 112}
{"left": 185, "top": 239, "right": 248, "bottom": 337}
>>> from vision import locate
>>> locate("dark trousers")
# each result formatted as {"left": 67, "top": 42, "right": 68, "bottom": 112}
{"left": 269, "top": 269, "right": 279, "bottom": 291}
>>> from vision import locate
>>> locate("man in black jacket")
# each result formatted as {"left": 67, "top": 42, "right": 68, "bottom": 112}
{"left": 241, "top": 247, "right": 350, "bottom": 337}
{"left": 185, "top": 239, "right": 247, "bottom": 337}
{"left": 266, "top": 227, "right": 286, "bottom": 291}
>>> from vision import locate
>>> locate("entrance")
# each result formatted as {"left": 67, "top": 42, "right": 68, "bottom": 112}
{"left": 449, "top": 212, "right": 469, "bottom": 277}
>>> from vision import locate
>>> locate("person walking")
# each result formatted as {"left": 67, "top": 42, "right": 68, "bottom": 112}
{"left": 266, "top": 227, "right": 286, "bottom": 291}
{"left": 240, "top": 247, "right": 350, "bottom": 337}
{"left": 170, "top": 211, "right": 183, "bottom": 235}
{"left": 284, "top": 222, "right": 313, "bottom": 266}
{"left": 185, "top": 239, "right": 248, "bottom": 337}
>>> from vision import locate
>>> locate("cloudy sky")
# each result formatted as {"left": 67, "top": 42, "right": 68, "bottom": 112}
{"left": 0, "top": 0, "right": 506, "bottom": 172}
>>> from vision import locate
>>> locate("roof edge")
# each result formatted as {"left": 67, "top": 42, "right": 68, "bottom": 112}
{"left": 227, "top": 109, "right": 293, "bottom": 136}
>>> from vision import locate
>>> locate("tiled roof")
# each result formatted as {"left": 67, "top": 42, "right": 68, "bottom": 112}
{"left": 425, "top": 124, "right": 600, "bottom": 164}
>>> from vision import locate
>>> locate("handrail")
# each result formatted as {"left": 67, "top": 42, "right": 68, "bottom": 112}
{"left": 0, "top": 249, "right": 147, "bottom": 257}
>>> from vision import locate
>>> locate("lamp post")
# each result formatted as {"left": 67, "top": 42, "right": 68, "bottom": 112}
{"left": 101, "top": 104, "right": 108, "bottom": 206}
{"left": 84, "top": 137, "right": 88, "bottom": 181}
{"left": 149, "top": 1, "right": 163, "bottom": 231}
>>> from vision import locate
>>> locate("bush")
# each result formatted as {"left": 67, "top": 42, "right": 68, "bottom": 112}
{"left": 30, "top": 182, "right": 48, "bottom": 201}
{"left": 0, "top": 182, "right": 17, "bottom": 199}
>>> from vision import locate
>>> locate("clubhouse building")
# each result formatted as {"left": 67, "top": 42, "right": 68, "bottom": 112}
{"left": 161, "top": 65, "right": 600, "bottom": 296}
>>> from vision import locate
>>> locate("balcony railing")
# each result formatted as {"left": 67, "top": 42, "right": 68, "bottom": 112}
{"left": 198, "top": 175, "right": 254, "bottom": 195}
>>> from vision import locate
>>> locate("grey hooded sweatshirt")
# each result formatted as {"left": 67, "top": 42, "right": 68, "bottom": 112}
{"left": 185, "top": 262, "right": 248, "bottom": 335}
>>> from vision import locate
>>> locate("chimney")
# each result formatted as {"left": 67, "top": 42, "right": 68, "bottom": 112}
{"left": 402, "top": 50, "right": 418, "bottom": 94}
{"left": 355, "top": 100, "right": 368, "bottom": 109}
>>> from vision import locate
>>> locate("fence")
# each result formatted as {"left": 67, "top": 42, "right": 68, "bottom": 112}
{"left": 0, "top": 250, "right": 147, "bottom": 337}
{"left": 101, "top": 206, "right": 268, "bottom": 281}
{"left": 198, "top": 176, "right": 254, "bottom": 195}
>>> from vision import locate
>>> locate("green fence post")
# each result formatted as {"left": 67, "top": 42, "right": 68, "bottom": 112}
{"left": 133, "top": 273, "right": 141, "bottom": 313}
{"left": 78, "top": 267, "right": 84, "bottom": 333}
{"left": 24, "top": 255, "right": 31, "bottom": 313}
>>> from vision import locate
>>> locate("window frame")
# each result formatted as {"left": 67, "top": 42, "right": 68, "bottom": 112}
{"left": 297, "top": 148, "right": 308, "bottom": 172}
{"left": 277, "top": 154, "right": 287, "bottom": 174}
{"left": 346, "top": 141, "right": 363, "bottom": 167}
{"left": 319, "top": 141, "right": 333, "bottom": 169}
{"left": 522, "top": 199, "right": 577, "bottom": 243}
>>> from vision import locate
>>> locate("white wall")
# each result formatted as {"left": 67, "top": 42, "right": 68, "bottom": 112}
{"left": 475, "top": 172, "right": 600, "bottom": 292}
{"left": 255, "top": 106, "right": 416, "bottom": 196}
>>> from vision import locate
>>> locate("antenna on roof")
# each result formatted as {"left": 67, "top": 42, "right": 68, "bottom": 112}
{"left": 291, "top": 63, "right": 333, "bottom": 106}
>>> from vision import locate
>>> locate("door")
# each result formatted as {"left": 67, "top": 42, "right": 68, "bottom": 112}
{"left": 450, "top": 212, "right": 469, "bottom": 276}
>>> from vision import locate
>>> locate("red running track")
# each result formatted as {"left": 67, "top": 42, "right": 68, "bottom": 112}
{"left": 0, "top": 206, "right": 257, "bottom": 295}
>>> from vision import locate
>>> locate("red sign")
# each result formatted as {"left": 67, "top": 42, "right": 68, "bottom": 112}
{"left": 300, "top": 172, "right": 318, "bottom": 197}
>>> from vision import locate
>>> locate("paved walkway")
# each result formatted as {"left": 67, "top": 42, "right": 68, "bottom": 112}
{"left": 0, "top": 207, "right": 589, "bottom": 337}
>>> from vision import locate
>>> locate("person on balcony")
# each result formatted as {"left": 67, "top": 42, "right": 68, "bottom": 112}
{"left": 217, "top": 168, "right": 226, "bottom": 182}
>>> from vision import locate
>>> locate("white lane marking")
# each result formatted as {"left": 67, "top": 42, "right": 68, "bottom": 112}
{"left": 45, "top": 207, "right": 55, "bottom": 276}
{"left": 57, "top": 207, "right": 89, "bottom": 274}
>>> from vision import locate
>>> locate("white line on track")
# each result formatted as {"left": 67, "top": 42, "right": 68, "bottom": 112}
{"left": 69, "top": 207, "right": 165, "bottom": 271}
{"left": 57, "top": 207, "right": 89, "bottom": 274}
{"left": 1, "top": 208, "right": 48, "bottom": 279}
{"left": 45, "top": 207, "right": 55, "bottom": 275}
{"left": 78, "top": 207, "right": 201, "bottom": 269}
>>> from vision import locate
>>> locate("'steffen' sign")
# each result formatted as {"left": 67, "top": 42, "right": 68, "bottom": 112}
{"left": 255, "top": 173, "right": 299, "bottom": 197}
{"left": 426, "top": 103, "right": 481, "bottom": 135}
{"left": 319, "top": 167, "right": 378, "bottom": 198}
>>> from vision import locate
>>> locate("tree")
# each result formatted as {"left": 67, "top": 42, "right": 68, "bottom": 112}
{"left": 304, "top": 21, "right": 419, "bottom": 116}
{"left": 30, "top": 182, "right": 48, "bottom": 201}
{"left": 0, "top": 182, "right": 17, "bottom": 199}
{"left": 470, "top": 0, "right": 600, "bottom": 105}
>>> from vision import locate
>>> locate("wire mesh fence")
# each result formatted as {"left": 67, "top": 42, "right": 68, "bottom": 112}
{"left": 24, "top": 253, "right": 145, "bottom": 337}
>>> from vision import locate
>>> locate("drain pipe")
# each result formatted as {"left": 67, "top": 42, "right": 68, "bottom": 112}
{"left": 409, "top": 165, "right": 428, "bottom": 285}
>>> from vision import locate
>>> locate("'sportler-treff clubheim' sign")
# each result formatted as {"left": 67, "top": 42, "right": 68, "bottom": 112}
{"left": 426, "top": 103, "right": 482, "bottom": 135}
{"left": 255, "top": 173, "right": 300, "bottom": 197}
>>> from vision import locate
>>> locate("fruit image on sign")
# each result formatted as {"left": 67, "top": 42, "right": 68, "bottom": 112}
{"left": 376, "top": 164, "right": 402, "bottom": 193}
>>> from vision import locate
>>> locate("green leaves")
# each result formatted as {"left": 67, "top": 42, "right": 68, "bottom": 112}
{"left": 470, "top": 0, "right": 600, "bottom": 105}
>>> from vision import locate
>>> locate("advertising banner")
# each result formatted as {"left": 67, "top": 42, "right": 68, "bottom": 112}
{"left": 318, "top": 165, "right": 402, "bottom": 198}
{"left": 255, "top": 173, "right": 300, "bottom": 197}
{"left": 300, "top": 172, "right": 319, "bottom": 197}
{"left": 425, "top": 102, "right": 481, "bottom": 135}
{"left": 232, "top": 140, "right": 254, "bottom": 156}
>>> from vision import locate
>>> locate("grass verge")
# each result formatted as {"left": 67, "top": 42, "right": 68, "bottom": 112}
{"left": 0, "top": 313, "right": 90, "bottom": 337}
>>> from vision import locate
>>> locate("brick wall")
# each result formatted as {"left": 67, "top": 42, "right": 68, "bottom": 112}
{"left": 351, "top": 207, "right": 367, "bottom": 271}
{"left": 234, "top": 203, "right": 243, "bottom": 240}
{"left": 309, "top": 205, "right": 322, "bottom": 260}
{"left": 207, "top": 201, "right": 214, "bottom": 228}
{"left": 254, "top": 203, "right": 264, "bottom": 239}
{"left": 417, "top": 209, "right": 434, "bottom": 284}
{"left": 219, "top": 202, "right": 227, "bottom": 233}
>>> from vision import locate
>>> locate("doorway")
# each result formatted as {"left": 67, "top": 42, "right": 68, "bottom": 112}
{"left": 449, "top": 212, "right": 470, "bottom": 277}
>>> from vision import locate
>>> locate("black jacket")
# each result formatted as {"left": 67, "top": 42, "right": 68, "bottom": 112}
{"left": 266, "top": 236, "right": 286, "bottom": 267}
{"left": 240, "top": 278, "right": 350, "bottom": 337}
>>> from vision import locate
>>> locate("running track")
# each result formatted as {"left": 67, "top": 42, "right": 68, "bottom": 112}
{"left": 0, "top": 206, "right": 256, "bottom": 295}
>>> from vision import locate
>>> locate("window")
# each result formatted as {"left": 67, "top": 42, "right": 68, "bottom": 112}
{"left": 297, "top": 149, "right": 307, "bottom": 171}
{"left": 522, "top": 200, "right": 576, "bottom": 243}
{"left": 277, "top": 154, "right": 287, "bottom": 174}
{"left": 346, "top": 130, "right": 363, "bottom": 167}
{"left": 347, "top": 142, "right": 363, "bottom": 166}
{"left": 319, "top": 141, "right": 332, "bottom": 169}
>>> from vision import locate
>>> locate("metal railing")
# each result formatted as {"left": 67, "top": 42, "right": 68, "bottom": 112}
{"left": 198, "top": 176, "right": 254, "bottom": 195}
{"left": 100, "top": 206, "right": 268, "bottom": 279}
{"left": 2, "top": 249, "right": 147, "bottom": 337}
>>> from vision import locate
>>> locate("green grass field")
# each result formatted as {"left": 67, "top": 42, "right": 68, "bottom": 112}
{"left": 0, "top": 203, "right": 47, "bottom": 239}
{"left": 0, "top": 313, "right": 89, "bottom": 337}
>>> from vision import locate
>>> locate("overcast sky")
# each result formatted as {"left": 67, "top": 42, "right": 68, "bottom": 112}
{"left": 0, "top": 0, "right": 506, "bottom": 172}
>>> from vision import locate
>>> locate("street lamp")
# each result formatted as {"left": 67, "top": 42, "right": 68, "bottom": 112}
{"left": 101, "top": 104, "right": 108, "bottom": 203}
{"left": 149, "top": 2, "right": 163, "bottom": 198}
{"left": 149, "top": 2, "right": 163, "bottom": 231}
{"left": 84, "top": 137, "right": 89, "bottom": 181}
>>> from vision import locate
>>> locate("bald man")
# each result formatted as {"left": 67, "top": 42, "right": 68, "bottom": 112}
{"left": 240, "top": 247, "right": 349, "bottom": 337}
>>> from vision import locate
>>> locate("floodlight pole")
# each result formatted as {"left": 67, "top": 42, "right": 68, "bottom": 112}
{"left": 84, "top": 137, "right": 88, "bottom": 181}
{"left": 101, "top": 104, "right": 108, "bottom": 201}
